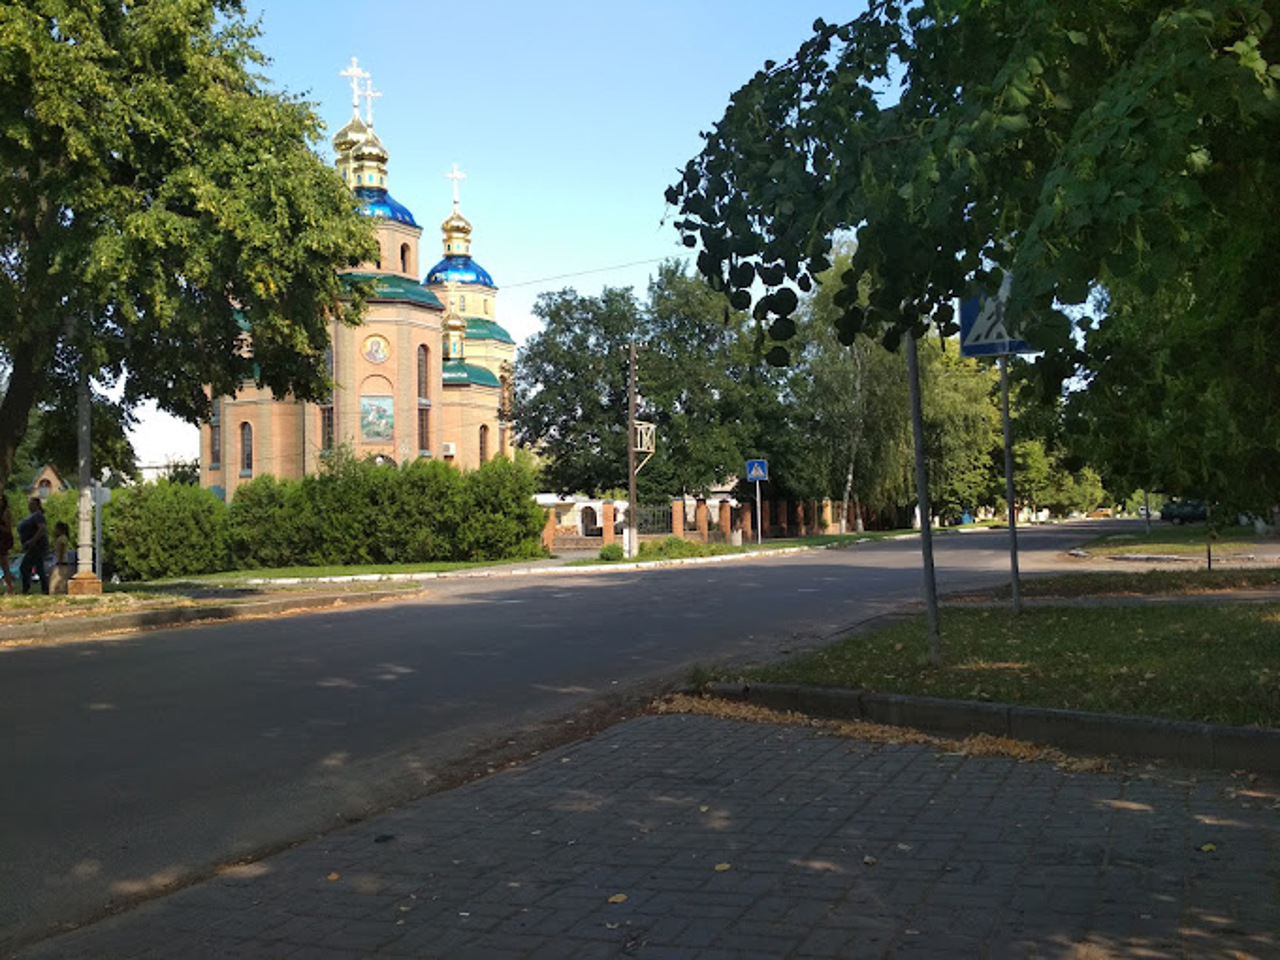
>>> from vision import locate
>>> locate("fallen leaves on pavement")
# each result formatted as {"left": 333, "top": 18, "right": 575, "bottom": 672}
{"left": 655, "top": 693, "right": 1110, "bottom": 773}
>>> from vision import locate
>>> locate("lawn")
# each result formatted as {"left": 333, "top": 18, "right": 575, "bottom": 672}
{"left": 987, "top": 567, "right": 1280, "bottom": 599}
{"left": 1083, "top": 523, "right": 1272, "bottom": 557}
{"left": 745, "top": 602, "right": 1280, "bottom": 728}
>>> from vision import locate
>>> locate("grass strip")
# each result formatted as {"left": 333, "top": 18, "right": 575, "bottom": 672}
{"left": 745, "top": 603, "right": 1280, "bottom": 728}
{"left": 1082, "top": 524, "right": 1272, "bottom": 556}
{"left": 982, "top": 568, "right": 1280, "bottom": 599}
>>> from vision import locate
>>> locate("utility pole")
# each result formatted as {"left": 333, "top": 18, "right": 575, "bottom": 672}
{"left": 999, "top": 354, "right": 1022, "bottom": 614}
{"left": 70, "top": 363, "right": 101, "bottom": 594}
{"left": 905, "top": 330, "right": 942, "bottom": 666}
{"left": 627, "top": 341, "right": 638, "bottom": 559}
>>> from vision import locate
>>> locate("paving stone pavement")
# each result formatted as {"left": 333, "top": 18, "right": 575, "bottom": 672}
{"left": 16, "top": 714, "right": 1280, "bottom": 960}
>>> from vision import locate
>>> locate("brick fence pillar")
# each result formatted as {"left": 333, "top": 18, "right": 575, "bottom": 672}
{"left": 718, "top": 499, "right": 732, "bottom": 540}
{"left": 794, "top": 500, "right": 806, "bottom": 536}
{"left": 741, "top": 501, "right": 753, "bottom": 541}
{"left": 695, "top": 498, "right": 709, "bottom": 542}
{"left": 671, "top": 498, "right": 684, "bottom": 538}
{"left": 542, "top": 507, "right": 556, "bottom": 552}
{"left": 821, "top": 498, "right": 834, "bottom": 534}
{"left": 760, "top": 499, "right": 771, "bottom": 536}
{"left": 601, "top": 502, "right": 616, "bottom": 546}
{"left": 778, "top": 500, "right": 789, "bottom": 535}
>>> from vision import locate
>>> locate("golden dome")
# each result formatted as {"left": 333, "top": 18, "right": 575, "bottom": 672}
{"left": 441, "top": 210, "right": 472, "bottom": 237}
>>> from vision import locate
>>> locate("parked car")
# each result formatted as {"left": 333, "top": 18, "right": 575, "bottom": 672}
{"left": 1160, "top": 498, "right": 1207, "bottom": 524}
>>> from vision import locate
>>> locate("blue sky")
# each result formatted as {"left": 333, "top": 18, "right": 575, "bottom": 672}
{"left": 131, "top": 0, "right": 851, "bottom": 465}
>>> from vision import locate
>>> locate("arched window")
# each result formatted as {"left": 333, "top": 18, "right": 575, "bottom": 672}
{"left": 417, "top": 345, "right": 431, "bottom": 454}
{"left": 478, "top": 424, "right": 489, "bottom": 464}
{"left": 240, "top": 422, "right": 253, "bottom": 477}
{"left": 400, "top": 243, "right": 410, "bottom": 275}
{"left": 320, "top": 348, "right": 335, "bottom": 451}
{"left": 209, "top": 397, "right": 222, "bottom": 469}
{"left": 37, "top": 478, "right": 51, "bottom": 499}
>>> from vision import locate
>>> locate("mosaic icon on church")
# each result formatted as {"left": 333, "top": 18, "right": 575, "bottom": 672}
{"left": 360, "top": 395, "right": 394, "bottom": 443}
{"left": 362, "top": 334, "right": 390, "bottom": 364}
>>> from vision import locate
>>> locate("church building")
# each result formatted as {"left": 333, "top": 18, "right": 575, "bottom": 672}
{"left": 200, "top": 60, "right": 514, "bottom": 501}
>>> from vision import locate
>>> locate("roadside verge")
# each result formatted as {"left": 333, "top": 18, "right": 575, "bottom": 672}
{"left": 704, "top": 681, "right": 1280, "bottom": 775}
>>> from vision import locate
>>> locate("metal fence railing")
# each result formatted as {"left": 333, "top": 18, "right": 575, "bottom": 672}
{"left": 634, "top": 503, "right": 672, "bottom": 535}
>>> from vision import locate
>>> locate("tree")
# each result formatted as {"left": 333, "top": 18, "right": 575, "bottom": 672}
{"left": 0, "top": 0, "right": 377, "bottom": 495}
{"left": 788, "top": 254, "right": 914, "bottom": 527}
{"left": 1068, "top": 275, "right": 1280, "bottom": 512}
{"left": 512, "top": 286, "right": 638, "bottom": 496}
{"left": 514, "top": 262, "right": 787, "bottom": 499}
{"left": 639, "top": 263, "right": 786, "bottom": 498}
{"left": 918, "top": 341, "right": 1001, "bottom": 521}
{"left": 668, "top": 1, "right": 1278, "bottom": 504}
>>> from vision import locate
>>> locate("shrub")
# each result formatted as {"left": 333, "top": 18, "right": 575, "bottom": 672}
{"left": 637, "top": 535, "right": 735, "bottom": 561}
{"left": 457, "top": 456, "right": 547, "bottom": 561}
{"left": 598, "top": 543, "right": 625, "bottom": 562}
{"left": 392, "top": 459, "right": 466, "bottom": 561}
{"left": 227, "top": 475, "right": 296, "bottom": 569}
{"left": 103, "top": 480, "right": 229, "bottom": 580}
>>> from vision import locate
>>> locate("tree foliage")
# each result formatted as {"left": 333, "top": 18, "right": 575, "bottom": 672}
{"left": 513, "top": 261, "right": 787, "bottom": 499}
{"left": 668, "top": 0, "right": 1278, "bottom": 507}
{"left": 0, "top": 0, "right": 377, "bottom": 494}
{"left": 670, "top": 0, "right": 1275, "bottom": 348}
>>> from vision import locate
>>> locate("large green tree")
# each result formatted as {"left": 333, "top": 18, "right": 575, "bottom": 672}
{"left": 0, "top": 0, "right": 376, "bottom": 494}
{"left": 511, "top": 286, "right": 638, "bottom": 497}
{"left": 513, "top": 262, "right": 787, "bottom": 498}
{"left": 668, "top": 0, "right": 1278, "bottom": 505}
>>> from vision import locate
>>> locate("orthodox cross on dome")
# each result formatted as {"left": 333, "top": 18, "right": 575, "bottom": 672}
{"left": 360, "top": 77, "right": 382, "bottom": 127}
{"left": 339, "top": 57, "right": 369, "bottom": 115}
{"left": 446, "top": 163, "right": 466, "bottom": 212}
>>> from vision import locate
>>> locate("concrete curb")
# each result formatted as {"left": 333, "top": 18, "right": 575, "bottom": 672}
{"left": 704, "top": 681, "right": 1280, "bottom": 775}
{"left": 0, "top": 590, "right": 413, "bottom": 644}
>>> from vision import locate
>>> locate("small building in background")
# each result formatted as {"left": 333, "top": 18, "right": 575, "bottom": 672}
{"left": 29, "top": 464, "right": 69, "bottom": 501}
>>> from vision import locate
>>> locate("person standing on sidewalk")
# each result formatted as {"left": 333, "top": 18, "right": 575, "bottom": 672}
{"left": 18, "top": 497, "right": 49, "bottom": 595}
{"left": 0, "top": 502, "right": 16, "bottom": 594}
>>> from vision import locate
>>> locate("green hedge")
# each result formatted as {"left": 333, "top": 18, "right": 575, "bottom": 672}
{"left": 50, "top": 452, "right": 550, "bottom": 581}
{"left": 103, "top": 480, "right": 230, "bottom": 581}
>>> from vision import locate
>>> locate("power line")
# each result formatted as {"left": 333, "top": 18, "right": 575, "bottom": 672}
{"left": 504, "top": 256, "right": 676, "bottom": 290}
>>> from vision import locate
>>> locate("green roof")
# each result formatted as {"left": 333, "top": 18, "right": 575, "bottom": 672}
{"left": 343, "top": 273, "right": 444, "bottom": 309}
{"left": 464, "top": 317, "right": 515, "bottom": 344}
{"left": 442, "top": 359, "right": 501, "bottom": 388}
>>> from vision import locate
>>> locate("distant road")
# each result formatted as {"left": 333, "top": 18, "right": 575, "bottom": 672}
{"left": 0, "top": 521, "right": 1110, "bottom": 950}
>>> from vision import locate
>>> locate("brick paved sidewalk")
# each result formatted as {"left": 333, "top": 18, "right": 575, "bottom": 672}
{"left": 18, "top": 714, "right": 1280, "bottom": 960}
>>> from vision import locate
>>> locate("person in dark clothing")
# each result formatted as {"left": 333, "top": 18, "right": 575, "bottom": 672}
{"left": 0, "top": 501, "right": 15, "bottom": 595}
{"left": 18, "top": 497, "right": 49, "bottom": 595}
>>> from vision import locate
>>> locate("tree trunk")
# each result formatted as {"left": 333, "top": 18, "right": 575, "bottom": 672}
{"left": 854, "top": 493, "right": 864, "bottom": 533}
{"left": 0, "top": 340, "right": 42, "bottom": 495}
{"left": 840, "top": 457, "right": 854, "bottom": 535}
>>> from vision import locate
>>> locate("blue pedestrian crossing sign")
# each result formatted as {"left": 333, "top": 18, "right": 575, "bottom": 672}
{"left": 959, "top": 274, "right": 1036, "bottom": 358}
{"left": 746, "top": 459, "right": 768, "bottom": 482}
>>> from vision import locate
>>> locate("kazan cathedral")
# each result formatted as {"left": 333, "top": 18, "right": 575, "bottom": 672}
{"left": 200, "top": 61, "right": 514, "bottom": 502}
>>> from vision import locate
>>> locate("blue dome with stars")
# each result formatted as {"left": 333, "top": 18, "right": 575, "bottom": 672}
{"left": 353, "top": 186, "right": 417, "bottom": 227}
{"left": 426, "top": 254, "right": 495, "bottom": 288}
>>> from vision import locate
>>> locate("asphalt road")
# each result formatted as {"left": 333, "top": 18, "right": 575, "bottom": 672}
{"left": 0, "top": 521, "right": 1105, "bottom": 951}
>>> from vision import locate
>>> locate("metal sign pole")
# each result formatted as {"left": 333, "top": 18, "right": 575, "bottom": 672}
{"left": 754, "top": 479, "right": 762, "bottom": 545}
{"left": 906, "top": 331, "right": 943, "bottom": 666}
{"left": 1000, "top": 354, "right": 1022, "bottom": 614}
{"left": 627, "top": 342, "right": 638, "bottom": 559}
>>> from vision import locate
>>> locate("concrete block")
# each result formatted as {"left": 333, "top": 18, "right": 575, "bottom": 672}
{"left": 861, "top": 692, "right": 1009, "bottom": 738}
{"left": 1209, "top": 724, "right": 1280, "bottom": 775}
{"left": 1007, "top": 707, "right": 1215, "bottom": 766}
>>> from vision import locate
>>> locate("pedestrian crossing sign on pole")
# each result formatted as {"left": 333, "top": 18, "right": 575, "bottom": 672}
{"left": 745, "top": 459, "right": 768, "bottom": 482}
{"left": 959, "top": 274, "right": 1036, "bottom": 358}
